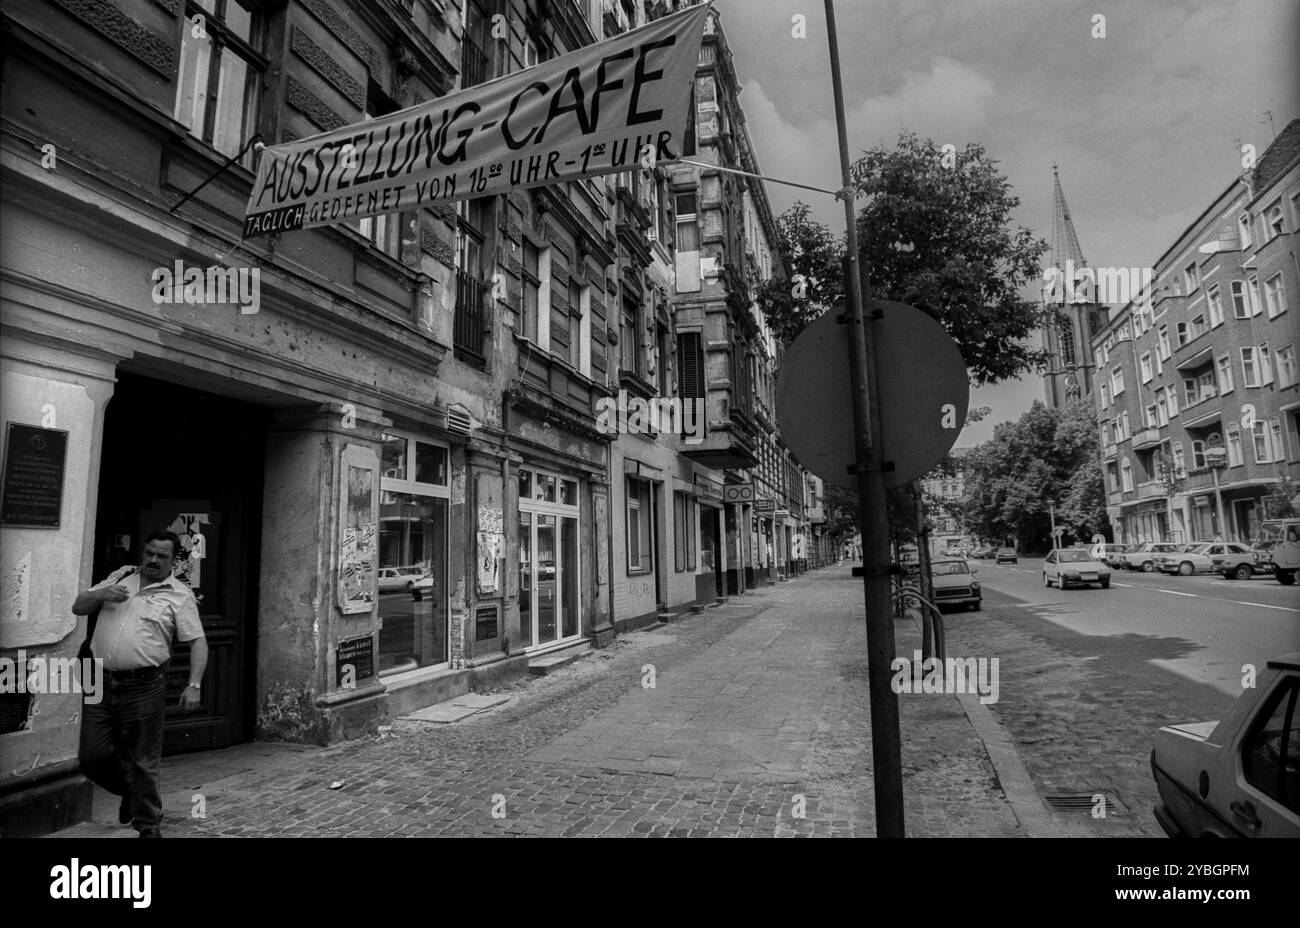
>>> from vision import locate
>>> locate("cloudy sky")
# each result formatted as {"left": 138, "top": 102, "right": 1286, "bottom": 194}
{"left": 712, "top": 0, "right": 1299, "bottom": 445}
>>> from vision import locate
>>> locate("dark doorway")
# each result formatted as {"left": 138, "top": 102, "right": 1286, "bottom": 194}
{"left": 91, "top": 371, "right": 266, "bottom": 754}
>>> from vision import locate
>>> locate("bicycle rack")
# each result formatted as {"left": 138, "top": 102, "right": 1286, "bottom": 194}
{"left": 891, "top": 587, "right": 946, "bottom": 676}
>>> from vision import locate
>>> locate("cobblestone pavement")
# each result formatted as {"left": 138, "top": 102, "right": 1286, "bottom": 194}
{"left": 59, "top": 568, "right": 1026, "bottom": 838}
{"left": 945, "top": 591, "right": 1238, "bottom": 838}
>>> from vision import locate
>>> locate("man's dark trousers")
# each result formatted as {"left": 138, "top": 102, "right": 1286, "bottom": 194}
{"left": 79, "top": 669, "right": 166, "bottom": 834}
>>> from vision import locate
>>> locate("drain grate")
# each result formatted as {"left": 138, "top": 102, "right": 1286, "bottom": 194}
{"left": 1045, "top": 790, "right": 1127, "bottom": 816}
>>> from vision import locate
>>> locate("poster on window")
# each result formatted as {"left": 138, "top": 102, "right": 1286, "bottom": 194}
{"left": 339, "top": 462, "right": 377, "bottom": 613}
{"left": 241, "top": 4, "right": 711, "bottom": 237}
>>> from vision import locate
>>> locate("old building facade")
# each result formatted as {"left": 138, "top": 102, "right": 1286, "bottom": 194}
{"left": 1095, "top": 121, "right": 1300, "bottom": 545}
{"left": 0, "top": 0, "right": 823, "bottom": 835}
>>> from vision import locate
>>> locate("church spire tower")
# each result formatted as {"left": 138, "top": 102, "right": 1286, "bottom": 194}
{"left": 1042, "top": 166, "right": 1100, "bottom": 408}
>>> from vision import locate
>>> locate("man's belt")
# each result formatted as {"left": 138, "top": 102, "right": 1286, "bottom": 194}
{"left": 105, "top": 666, "right": 164, "bottom": 680}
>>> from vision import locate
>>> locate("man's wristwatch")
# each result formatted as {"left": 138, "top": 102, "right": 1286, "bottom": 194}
{"left": 185, "top": 682, "right": 201, "bottom": 691}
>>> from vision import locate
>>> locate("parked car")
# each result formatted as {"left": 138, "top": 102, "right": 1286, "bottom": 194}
{"left": 1043, "top": 547, "right": 1111, "bottom": 589}
{"left": 1151, "top": 653, "right": 1300, "bottom": 837}
{"left": 377, "top": 566, "right": 424, "bottom": 592}
{"left": 1123, "top": 542, "right": 1181, "bottom": 572}
{"left": 1220, "top": 542, "right": 1278, "bottom": 580}
{"left": 972, "top": 545, "right": 995, "bottom": 559}
{"left": 1157, "top": 542, "right": 1253, "bottom": 576}
{"left": 995, "top": 547, "right": 1018, "bottom": 564}
{"left": 929, "top": 558, "right": 981, "bottom": 611}
{"left": 1100, "top": 543, "right": 1133, "bottom": 569}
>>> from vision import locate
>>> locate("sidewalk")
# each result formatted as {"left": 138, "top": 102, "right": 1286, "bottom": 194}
{"left": 50, "top": 568, "right": 1053, "bottom": 837}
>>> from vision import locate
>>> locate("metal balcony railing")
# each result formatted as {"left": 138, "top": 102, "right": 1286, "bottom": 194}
{"left": 454, "top": 270, "right": 486, "bottom": 367}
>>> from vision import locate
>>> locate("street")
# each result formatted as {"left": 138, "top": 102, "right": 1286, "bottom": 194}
{"left": 950, "top": 556, "right": 1300, "bottom": 836}
{"left": 54, "top": 560, "right": 1298, "bottom": 839}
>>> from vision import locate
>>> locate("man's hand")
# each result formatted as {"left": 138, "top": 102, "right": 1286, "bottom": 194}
{"left": 179, "top": 685, "right": 202, "bottom": 712}
{"left": 98, "top": 585, "right": 130, "bottom": 604}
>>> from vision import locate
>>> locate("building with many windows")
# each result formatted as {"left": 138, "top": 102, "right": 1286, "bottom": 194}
{"left": 0, "top": 0, "right": 822, "bottom": 834}
{"left": 1094, "top": 120, "right": 1300, "bottom": 545}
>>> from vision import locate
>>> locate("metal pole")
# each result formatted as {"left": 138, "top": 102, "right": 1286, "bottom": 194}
{"left": 1050, "top": 501, "right": 1058, "bottom": 552}
{"left": 824, "top": 0, "right": 904, "bottom": 838}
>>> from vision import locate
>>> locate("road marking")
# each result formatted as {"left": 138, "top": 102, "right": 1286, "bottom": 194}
{"left": 1159, "top": 589, "right": 1198, "bottom": 597}
{"left": 1112, "top": 582, "right": 1133, "bottom": 588}
{"left": 1237, "top": 601, "right": 1300, "bottom": 613}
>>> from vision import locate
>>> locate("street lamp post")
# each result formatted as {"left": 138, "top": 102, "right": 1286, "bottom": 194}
{"left": 1049, "top": 499, "right": 1058, "bottom": 552}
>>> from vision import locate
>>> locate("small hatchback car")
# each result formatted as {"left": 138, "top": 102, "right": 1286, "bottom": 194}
{"left": 995, "top": 547, "right": 1018, "bottom": 564}
{"left": 1151, "top": 654, "right": 1299, "bottom": 838}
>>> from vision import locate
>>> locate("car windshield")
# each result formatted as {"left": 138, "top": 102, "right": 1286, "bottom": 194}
{"left": 1256, "top": 523, "right": 1287, "bottom": 550}
{"left": 932, "top": 561, "right": 970, "bottom": 576}
{"left": 1059, "top": 550, "right": 1096, "bottom": 563}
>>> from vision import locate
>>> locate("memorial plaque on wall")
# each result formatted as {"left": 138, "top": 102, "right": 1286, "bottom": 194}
{"left": 475, "top": 604, "right": 500, "bottom": 642}
{"left": 1, "top": 424, "right": 68, "bottom": 528}
{"left": 336, "top": 634, "right": 375, "bottom": 686}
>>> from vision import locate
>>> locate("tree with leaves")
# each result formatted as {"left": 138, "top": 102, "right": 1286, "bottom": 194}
{"left": 759, "top": 132, "right": 1053, "bottom": 385}
{"left": 959, "top": 398, "right": 1109, "bottom": 552}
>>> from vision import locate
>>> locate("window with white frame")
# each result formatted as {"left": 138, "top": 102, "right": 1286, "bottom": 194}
{"left": 1259, "top": 343, "right": 1274, "bottom": 385}
{"left": 1099, "top": 381, "right": 1110, "bottom": 408}
{"left": 626, "top": 476, "right": 653, "bottom": 573}
{"left": 1183, "top": 262, "right": 1200, "bottom": 294}
{"left": 1252, "top": 421, "right": 1270, "bottom": 463}
{"left": 1117, "top": 410, "right": 1130, "bottom": 441}
{"left": 1272, "top": 418, "right": 1286, "bottom": 462}
{"left": 1247, "top": 275, "right": 1262, "bottom": 316}
{"left": 1145, "top": 403, "right": 1158, "bottom": 429}
{"left": 1156, "top": 390, "right": 1169, "bottom": 426}
{"left": 1241, "top": 346, "right": 1262, "bottom": 387}
{"left": 1183, "top": 376, "right": 1198, "bottom": 407}
{"left": 1264, "top": 273, "right": 1287, "bottom": 319}
{"left": 1198, "top": 370, "right": 1216, "bottom": 402}
{"left": 1121, "top": 458, "right": 1133, "bottom": 492}
{"left": 1231, "top": 280, "right": 1250, "bottom": 319}
{"left": 1227, "top": 426, "right": 1242, "bottom": 466}
{"left": 1191, "top": 439, "right": 1207, "bottom": 470}
{"left": 174, "top": 0, "right": 265, "bottom": 167}
{"left": 1207, "top": 284, "right": 1224, "bottom": 327}
{"left": 1172, "top": 441, "right": 1185, "bottom": 474}
{"left": 1264, "top": 199, "right": 1285, "bottom": 240}
{"left": 1139, "top": 352, "right": 1153, "bottom": 383}
{"left": 1277, "top": 344, "right": 1297, "bottom": 388}
{"left": 1238, "top": 213, "right": 1253, "bottom": 249}
{"left": 1216, "top": 354, "right": 1234, "bottom": 394}
{"left": 1110, "top": 365, "right": 1125, "bottom": 396}
{"left": 1176, "top": 321, "right": 1189, "bottom": 347}
{"left": 1167, "top": 384, "right": 1179, "bottom": 416}
{"left": 1157, "top": 324, "right": 1171, "bottom": 359}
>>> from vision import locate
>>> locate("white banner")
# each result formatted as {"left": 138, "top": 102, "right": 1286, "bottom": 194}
{"left": 243, "top": 4, "right": 710, "bottom": 237}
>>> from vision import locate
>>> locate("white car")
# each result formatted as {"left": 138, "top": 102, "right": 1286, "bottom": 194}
{"left": 1123, "top": 542, "right": 1180, "bottom": 572}
{"left": 1158, "top": 542, "right": 1253, "bottom": 576}
{"left": 377, "top": 566, "right": 424, "bottom": 592}
{"left": 1152, "top": 653, "right": 1300, "bottom": 837}
{"left": 1043, "top": 548, "right": 1111, "bottom": 589}
{"left": 929, "top": 558, "right": 981, "bottom": 611}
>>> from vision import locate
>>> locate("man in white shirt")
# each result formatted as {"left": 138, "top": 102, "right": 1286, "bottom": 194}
{"left": 73, "top": 530, "right": 207, "bottom": 837}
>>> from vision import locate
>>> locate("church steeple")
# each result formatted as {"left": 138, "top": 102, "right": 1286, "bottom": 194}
{"left": 1042, "top": 166, "right": 1099, "bottom": 408}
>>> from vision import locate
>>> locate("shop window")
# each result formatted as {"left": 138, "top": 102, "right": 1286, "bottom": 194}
{"left": 175, "top": 0, "right": 265, "bottom": 168}
{"left": 378, "top": 433, "right": 451, "bottom": 674}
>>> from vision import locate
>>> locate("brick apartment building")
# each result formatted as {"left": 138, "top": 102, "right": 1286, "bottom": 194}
{"left": 1094, "top": 120, "right": 1300, "bottom": 545}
